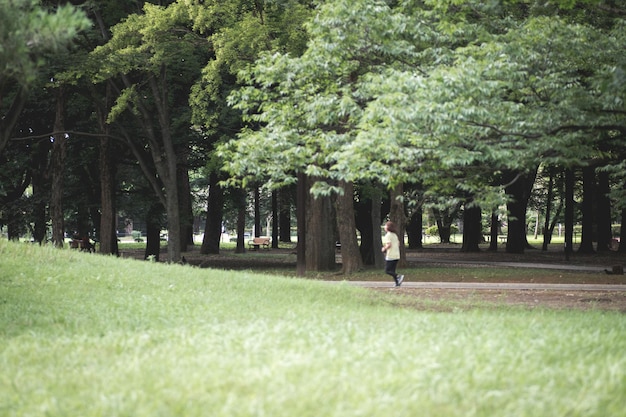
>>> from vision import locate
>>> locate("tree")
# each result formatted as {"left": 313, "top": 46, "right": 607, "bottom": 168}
{"left": 87, "top": 2, "right": 209, "bottom": 262}
{"left": 222, "top": 0, "right": 425, "bottom": 273}
{"left": 188, "top": 0, "right": 313, "bottom": 257}
{"left": 0, "top": 0, "right": 90, "bottom": 155}
{"left": 348, "top": 3, "right": 626, "bottom": 254}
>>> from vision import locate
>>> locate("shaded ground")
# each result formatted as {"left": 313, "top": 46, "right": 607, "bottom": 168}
{"left": 124, "top": 243, "right": 626, "bottom": 312}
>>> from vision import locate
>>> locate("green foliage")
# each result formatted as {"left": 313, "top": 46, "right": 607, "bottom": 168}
{"left": 425, "top": 224, "right": 459, "bottom": 237}
{"left": 222, "top": 0, "right": 626, "bottom": 209}
{"left": 0, "top": 0, "right": 91, "bottom": 86}
{"left": 222, "top": 0, "right": 421, "bottom": 192}
{"left": 89, "top": 3, "right": 209, "bottom": 122}
{"left": 188, "top": 0, "right": 313, "bottom": 151}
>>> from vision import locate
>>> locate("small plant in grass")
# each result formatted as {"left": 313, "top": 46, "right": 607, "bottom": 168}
{"left": 131, "top": 230, "right": 143, "bottom": 242}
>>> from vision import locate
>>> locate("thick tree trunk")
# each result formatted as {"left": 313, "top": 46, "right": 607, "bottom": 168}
{"left": 431, "top": 202, "right": 460, "bottom": 245}
{"left": 335, "top": 180, "right": 362, "bottom": 274}
{"left": 279, "top": 186, "right": 292, "bottom": 243}
{"left": 461, "top": 202, "right": 481, "bottom": 252}
{"left": 6, "top": 208, "right": 21, "bottom": 240}
{"left": 163, "top": 164, "right": 181, "bottom": 262}
{"left": 144, "top": 204, "right": 162, "bottom": 261}
{"left": 235, "top": 189, "right": 246, "bottom": 254}
{"left": 355, "top": 189, "right": 385, "bottom": 267}
{"left": 407, "top": 206, "right": 423, "bottom": 250}
{"left": 200, "top": 172, "right": 224, "bottom": 255}
{"left": 504, "top": 169, "right": 537, "bottom": 254}
{"left": 98, "top": 133, "right": 118, "bottom": 255}
{"left": 578, "top": 165, "right": 595, "bottom": 253}
{"left": 432, "top": 207, "right": 454, "bottom": 244}
{"left": 488, "top": 211, "right": 499, "bottom": 251}
{"left": 305, "top": 180, "right": 336, "bottom": 272}
{"left": 355, "top": 190, "right": 374, "bottom": 265}
{"left": 91, "top": 80, "right": 118, "bottom": 255}
{"left": 50, "top": 87, "right": 66, "bottom": 248}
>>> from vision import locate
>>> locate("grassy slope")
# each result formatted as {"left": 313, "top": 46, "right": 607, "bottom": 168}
{"left": 1, "top": 240, "right": 625, "bottom": 417}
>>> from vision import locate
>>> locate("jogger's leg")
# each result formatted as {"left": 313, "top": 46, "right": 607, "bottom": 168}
{"left": 385, "top": 260, "right": 399, "bottom": 284}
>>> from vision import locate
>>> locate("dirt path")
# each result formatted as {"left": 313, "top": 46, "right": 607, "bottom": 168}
{"left": 132, "top": 245, "right": 626, "bottom": 311}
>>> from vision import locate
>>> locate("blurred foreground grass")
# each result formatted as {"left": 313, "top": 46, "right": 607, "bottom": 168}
{"left": 1, "top": 239, "right": 625, "bottom": 417}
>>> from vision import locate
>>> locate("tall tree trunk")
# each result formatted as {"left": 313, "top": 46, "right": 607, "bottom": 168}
{"left": 488, "top": 211, "right": 498, "bottom": 251}
{"left": 355, "top": 190, "right": 375, "bottom": 265}
{"left": 177, "top": 151, "right": 194, "bottom": 251}
{"left": 389, "top": 184, "right": 406, "bottom": 267}
{"left": 564, "top": 169, "right": 575, "bottom": 260}
{"left": 578, "top": 166, "right": 595, "bottom": 253}
{"left": 305, "top": 179, "right": 336, "bottom": 272}
{"left": 542, "top": 167, "right": 556, "bottom": 251}
{"left": 271, "top": 190, "right": 279, "bottom": 248}
{"left": 595, "top": 170, "right": 612, "bottom": 252}
{"left": 335, "top": 180, "right": 362, "bottom": 274}
{"left": 407, "top": 205, "right": 423, "bottom": 250}
{"left": 0, "top": 86, "right": 28, "bottom": 155}
{"left": 50, "top": 87, "right": 66, "bottom": 248}
{"left": 163, "top": 166, "right": 181, "bottom": 262}
{"left": 235, "top": 189, "right": 246, "bottom": 254}
{"left": 355, "top": 188, "right": 385, "bottom": 267}
{"left": 370, "top": 191, "right": 384, "bottom": 269}
{"left": 254, "top": 187, "right": 261, "bottom": 237}
{"left": 296, "top": 173, "right": 306, "bottom": 276}
{"left": 144, "top": 203, "right": 162, "bottom": 261}
{"left": 279, "top": 186, "right": 292, "bottom": 243}
{"left": 6, "top": 207, "right": 21, "bottom": 240}
{"left": 31, "top": 141, "right": 49, "bottom": 244}
{"left": 504, "top": 169, "right": 537, "bottom": 254}
{"left": 121, "top": 67, "right": 181, "bottom": 262}
{"left": 432, "top": 207, "right": 453, "bottom": 244}
{"left": 90, "top": 79, "right": 118, "bottom": 255}
{"left": 461, "top": 201, "right": 481, "bottom": 252}
{"left": 200, "top": 172, "right": 223, "bottom": 255}
{"left": 98, "top": 132, "right": 118, "bottom": 255}
{"left": 617, "top": 205, "right": 626, "bottom": 253}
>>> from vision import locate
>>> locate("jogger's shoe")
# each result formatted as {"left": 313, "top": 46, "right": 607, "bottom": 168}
{"left": 396, "top": 275, "right": 404, "bottom": 287}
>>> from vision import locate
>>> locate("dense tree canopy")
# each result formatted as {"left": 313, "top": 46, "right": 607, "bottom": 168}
{"left": 224, "top": 0, "right": 625, "bottom": 204}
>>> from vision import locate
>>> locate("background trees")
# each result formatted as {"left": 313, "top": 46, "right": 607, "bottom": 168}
{"left": 1, "top": 0, "right": 625, "bottom": 271}
{"left": 0, "top": 0, "right": 90, "bottom": 154}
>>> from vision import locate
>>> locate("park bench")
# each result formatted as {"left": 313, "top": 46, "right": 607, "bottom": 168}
{"left": 248, "top": 237, "right": 271, "bottom": 250}
{"left": 70, "top": 238, "right": 95, "bottom": 253}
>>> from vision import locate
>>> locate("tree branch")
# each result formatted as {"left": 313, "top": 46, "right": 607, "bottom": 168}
{"left": 467, "top": 121, "right": 626, "bottom": 139}
{"left": 10, "top": 130, "right": 127, "bottom": 143}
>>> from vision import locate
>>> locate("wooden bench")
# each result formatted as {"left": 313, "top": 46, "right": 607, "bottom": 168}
{"left": 248, "top": 237, "right": 271, "bottom": 250}
{"left": 70, "top": 238, "right": 95, "bottom": 253}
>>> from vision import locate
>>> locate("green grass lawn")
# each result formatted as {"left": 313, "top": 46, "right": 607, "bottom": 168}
{"left": 1, "top": 239, "right": 625, "bottom": 416}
